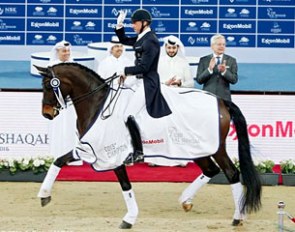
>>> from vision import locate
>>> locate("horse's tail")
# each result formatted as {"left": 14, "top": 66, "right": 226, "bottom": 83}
{"left": 225, "top": 100, "right": 262, "bottom": 214}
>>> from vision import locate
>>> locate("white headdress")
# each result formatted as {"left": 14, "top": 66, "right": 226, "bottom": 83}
{"left": 107, "top": 36, "right": 125, "bottom": 55}
{"left": 162, "top": 35, "right": 186, "bottom": 57}
{"left": 49, "top": 40, "right": 73, "bottom": 63}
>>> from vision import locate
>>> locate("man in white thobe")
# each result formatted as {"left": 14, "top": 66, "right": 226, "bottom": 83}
{"left": 47, "top": 40, "right": 81, "bottom": 166}
{"left": 97, "top": 36, "right": 135, "bottom": 87}
{"left": 158, "top": 35, "right": 194, "bottom": 88}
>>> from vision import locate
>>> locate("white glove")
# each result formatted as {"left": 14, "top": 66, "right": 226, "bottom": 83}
{"left": 116, "top": 68, "right": 125, "bottom": 77}
{"left": 117, "top": 10, "right": 127, "bottom": 26}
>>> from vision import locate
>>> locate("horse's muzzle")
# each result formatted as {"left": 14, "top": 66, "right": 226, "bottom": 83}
{"left": 42, "top": 104, "right": 59, "bottom": 120}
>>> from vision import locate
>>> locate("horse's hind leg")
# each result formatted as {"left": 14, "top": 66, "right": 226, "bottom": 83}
{"left": 114, "top": 165, "right": 138, "bottom": 229}
{"left": 37, "top": 151, "right": 75, "bottom": 207}
{"left": 179, "top": 157, "right": 220, "bottom": 212}
{"left": 213, "top": 148, "right": 245, "bottom": 226}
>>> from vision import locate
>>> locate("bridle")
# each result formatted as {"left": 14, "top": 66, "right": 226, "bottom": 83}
{"left": 43, "top": 66, "right": 121, "bottom": 113}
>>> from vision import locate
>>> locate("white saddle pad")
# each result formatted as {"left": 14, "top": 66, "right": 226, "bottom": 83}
{"left": 74, "top": 86, "right": 220, "bottom": 171}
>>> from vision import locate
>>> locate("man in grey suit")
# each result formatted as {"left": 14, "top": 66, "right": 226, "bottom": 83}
{"left": 195, "top": 34, "right": 238, "bottom": 101}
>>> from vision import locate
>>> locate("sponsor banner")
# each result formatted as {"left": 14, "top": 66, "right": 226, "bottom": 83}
{"left": 224, "top": 34, "right": 255, "bottom": 47}
{"left": 103, "top": 19, "right": 134, "bottom": 33}
{"left": 2, "top": 0, "right": 25, "bottom": 3}
{"left": 27, "top": 5, "right": 64, "bottom": 17}
{"left": 219, "top": 6, "right": 256, "bottom": 18}
{"left": 219, "top": 20, "right": 256, "bottom": 33}
{"left": 0, "top": 92, "right": 294, "bottom": 163}
{"left": 0, "top": 32, "right": 25, "bottom": 45}
{"left": 27, "top": 19, "right": 63, "bottom": 31}
{"left": 181, "top": 0, "right": 217, "bottom": 5}
{"left": 258, "top": 35, "right": 294, "bottom": 48}
{"left": 66, "top": 5, "right": 102, "bottom": 18}
{"left": 65, "top": 33, "right": 101, "bottom": 45}
{"left": 0, "top": 5, "right": 25, "bottom": 17}
{"left": 143, "top": 0, "right": 179, "bottom": 4}
{"left": 153, "top": 20, "right": 179, "bottom": 33}
{"left": 0, "top": 92, "right": 49, "bottom": 159}
{"left": 181, "top": 6, "right": 217, "bottom": 18}
{"left": 0, "top": 0, "right": 294, "bottom": 50}
{"left": 103, "top": 6, "right": 139, "bottom": 18}
{"left": 180, "top": 20, "right": 217, "bottom": 33}
{"left": 28, "top": 0, "right": 63, "bottom": 3}
{"left": 259, "top": 0, "right": 295, "bottom": 6}
{"left": 27, "top": 32, "right": 63, "bottom": 45}
{"left": 65, "top": 19, "right": 101, "bottom": 32}
{"left": 66, "top": 0, "right": 103, "bottom": 3}
{"left": 220, "top": 0, "right": 256, "bottom": 5}
{"left": 144, "top": 6, "right": 179, "bottom": 18}
{"left": 104, "top": 0, "right": 140, "bottom": 4}
{"left": 181, "top": 34, "right": 212, "bottom": 47}
{"left": 258, "top": 7, "right": 295, "bottom": 19}
{"left": 227, "top": 95, "right": 295, "bottom": 163}
{"left": 0, "top": 19, "right": 25, "bottom": 31}
{"left": 258, "top": 21, "right": 294, "bottom": 34}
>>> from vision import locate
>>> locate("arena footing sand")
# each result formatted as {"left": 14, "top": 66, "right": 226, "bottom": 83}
{"left": 0, "top": 182, "right": 294, "bottom": 232}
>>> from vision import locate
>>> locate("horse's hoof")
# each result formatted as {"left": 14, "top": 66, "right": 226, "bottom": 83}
{"left": 41, "top": 196, "right": 51, "bottom": 207}
{"left": 182, "top": 202, "right": 193, "bottom": 212}
{"left": 119, "top": 220, "right": 133, "bottom": 229}
{"left": 232, "top": 219, "right": 243, "bottom": 226}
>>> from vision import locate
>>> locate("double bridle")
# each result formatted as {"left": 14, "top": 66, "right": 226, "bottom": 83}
{"left": 43, "top": 67, "right": 120, "bottom": 113}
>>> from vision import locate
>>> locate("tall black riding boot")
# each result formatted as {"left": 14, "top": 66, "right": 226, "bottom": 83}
{"left": 124, "top": 115, "right": 144, "bottom": 165}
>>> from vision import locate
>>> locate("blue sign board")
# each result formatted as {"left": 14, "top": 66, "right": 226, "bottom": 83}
{"left": 0, "top": 1, "right": 293, "bottom": 48}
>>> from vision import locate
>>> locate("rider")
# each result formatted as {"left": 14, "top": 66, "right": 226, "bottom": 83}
{"left": 115, "top": 8, "right": 172, "bottom": 164}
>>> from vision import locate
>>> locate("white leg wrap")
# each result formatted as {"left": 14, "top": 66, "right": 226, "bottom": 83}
{"left": 231, "top": 182, "right": 246, "bottom": 220}
{"left": 122, "top": 189, "right": 139, "bottom": 225}
{"left": 179, "top": 174, "right": 211, "bottom": 204}
{"left": 37, "top": 164, "right": 61, "bottom": 198}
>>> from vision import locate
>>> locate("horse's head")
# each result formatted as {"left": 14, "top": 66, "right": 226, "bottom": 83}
{"left": 34, "top": 64, "right": 72, "bottom": 120}
{"left": 35, "top": 63, "right": 110, "bottom": 123}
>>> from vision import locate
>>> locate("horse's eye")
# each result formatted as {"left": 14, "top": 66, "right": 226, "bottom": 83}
{"left": 42, "top": 80, "right": 52, "bottom": 90}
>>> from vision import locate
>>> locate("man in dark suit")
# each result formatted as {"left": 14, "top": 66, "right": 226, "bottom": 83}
{"left": 195, "top": 34, "right": 238, "bottom": 101}
{"left": 115, "top": 9, "right": 171, "bottom": 164}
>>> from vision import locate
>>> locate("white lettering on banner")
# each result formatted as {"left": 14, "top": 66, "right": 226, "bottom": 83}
{"left": 185, "top": 9, "right": 213, "bottom": 16}
{"left": 31, "top": 22, "right": 59, "bottom": 28}
{"left": 69, "top": 8, "right": 98, "bottom": 15}
{"left": 0, "top": 36, "right": 21, "bottom": 41}
{"left": 262, "top": 38, "right": 290, "bottom": 45}
{"left": 223, "top": 23, "right": 252, "bottom": 30}
{"left": 107, "top": 22, "right": 132, "bottom": 29}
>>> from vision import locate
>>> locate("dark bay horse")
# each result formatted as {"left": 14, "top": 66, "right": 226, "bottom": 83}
{"left": 35, "top": 63, "right": 261, "bottom": 229}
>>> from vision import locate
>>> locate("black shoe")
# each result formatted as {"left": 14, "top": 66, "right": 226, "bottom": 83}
{"left": 123, "top": 151, "right": 144, "bottom": 165}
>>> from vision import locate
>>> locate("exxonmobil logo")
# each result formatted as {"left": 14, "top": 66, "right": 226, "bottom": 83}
{"left": 142, "top": 139, "right": 164, "bottom": 144}
{"left": 229, "top": 121, "right": 294, "bottom": 140}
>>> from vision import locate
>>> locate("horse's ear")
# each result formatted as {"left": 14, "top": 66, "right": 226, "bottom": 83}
{"left": 34, "top": 65, "right": 48, "bottom": 76}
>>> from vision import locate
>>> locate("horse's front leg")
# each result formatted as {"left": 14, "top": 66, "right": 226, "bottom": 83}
{"left": 37, "top": 151, "right": 76, "bottom": 207}
{"left": 114, "top": 165, "right": 139, "bottom": 229}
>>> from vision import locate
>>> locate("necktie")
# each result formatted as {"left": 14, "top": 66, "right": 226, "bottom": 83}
{"left": 216, "top": 56, "right": 221, "bottom": 65}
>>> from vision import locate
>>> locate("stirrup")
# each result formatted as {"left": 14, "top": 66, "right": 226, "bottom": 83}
{"left": 123, "top": 151, "right": 144, "bottom": 165}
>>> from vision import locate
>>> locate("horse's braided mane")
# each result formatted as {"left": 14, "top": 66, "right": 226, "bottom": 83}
{"left": 53, "top": 62, "right": 105, "bottom": 83}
